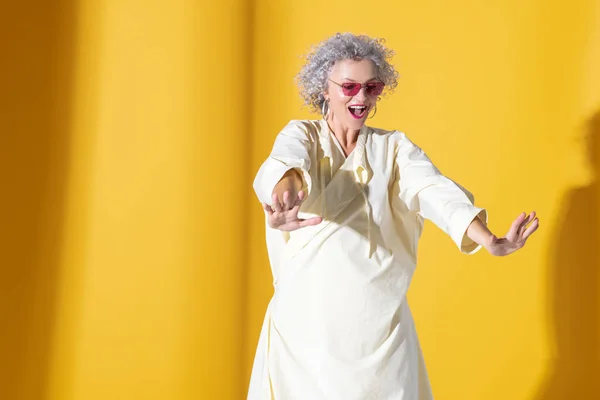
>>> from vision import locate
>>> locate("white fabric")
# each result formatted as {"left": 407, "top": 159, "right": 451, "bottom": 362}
{"left": 249, "top": 119, "right": 487, "bottom": 400}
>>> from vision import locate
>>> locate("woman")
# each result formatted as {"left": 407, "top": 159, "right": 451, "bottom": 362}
{"left": 248, "top": 33, "right": 539, "bottom": 400}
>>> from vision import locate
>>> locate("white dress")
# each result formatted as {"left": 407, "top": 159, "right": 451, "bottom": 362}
{"left": 248, "top": 119, "right": 487, "bottom": 400}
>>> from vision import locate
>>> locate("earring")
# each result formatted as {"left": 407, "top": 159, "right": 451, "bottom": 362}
{"left": 321, "top": 99, "right": 329, "bottom": 117}
{"left": 369, "top": 105, "right": 377, "bottom": 119}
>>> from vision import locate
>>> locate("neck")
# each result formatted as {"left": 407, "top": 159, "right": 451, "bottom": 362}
{"left": 325, "top": 114, "right": 361, "bottom": 155}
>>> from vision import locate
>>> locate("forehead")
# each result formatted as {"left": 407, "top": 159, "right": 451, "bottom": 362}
{"left": 329, "top": 59, "right": 378, "bottom": 80}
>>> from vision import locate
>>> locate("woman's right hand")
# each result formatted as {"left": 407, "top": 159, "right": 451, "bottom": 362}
{"left": 262, "top": 170, "right": 322, "bottom": 231}
{"left": 263, "top": 191, "right": 322, "bottom": 231}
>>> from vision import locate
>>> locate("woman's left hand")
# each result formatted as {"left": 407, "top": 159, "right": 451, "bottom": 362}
{"left": 485, "top": 212, "right": 539, "bottom": 256}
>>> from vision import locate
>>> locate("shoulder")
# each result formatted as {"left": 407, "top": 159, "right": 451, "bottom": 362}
{"left": 366, "top": 125, "right": 421, "bottom": 150}
{"left": 279, "top": 119, "right": 323, "bottom": 142}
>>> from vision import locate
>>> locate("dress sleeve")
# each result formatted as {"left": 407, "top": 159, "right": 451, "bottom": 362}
{"left": 395, "top": 133, "right": 488, "bottom": 254}
{"left": 253, "top": 120, "right": 313, "bottom": 205}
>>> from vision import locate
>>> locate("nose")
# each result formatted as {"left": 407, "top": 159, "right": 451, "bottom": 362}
{"left": 354, "top": 87, "right": 368, "bottom": 102}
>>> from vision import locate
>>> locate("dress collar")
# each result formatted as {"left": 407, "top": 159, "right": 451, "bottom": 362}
{"left": 318, "top": 118, "right": 370, "bottom": 184}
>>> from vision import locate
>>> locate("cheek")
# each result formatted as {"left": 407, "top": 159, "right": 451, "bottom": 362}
{"left": 330, "top": 95, "right": 351, "bottom": 111}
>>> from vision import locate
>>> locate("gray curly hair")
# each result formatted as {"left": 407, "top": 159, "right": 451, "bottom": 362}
{"left": 296, "top": 33, "right": 399, "bottom": 114}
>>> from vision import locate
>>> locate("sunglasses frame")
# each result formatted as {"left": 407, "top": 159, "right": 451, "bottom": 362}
{"left": 328, "top": 79, "right": 385, "bottom": 97}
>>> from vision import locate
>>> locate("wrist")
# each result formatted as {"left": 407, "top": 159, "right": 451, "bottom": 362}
{"left": 466, "top": 217, "right": 494, "bottom": 247}
{"left": 281, "top": 169, "right": 303, "bottom": 191}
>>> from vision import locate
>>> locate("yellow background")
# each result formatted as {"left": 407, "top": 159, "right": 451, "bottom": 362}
{"left": 1, "top": 0, "right": 598, "bottom": 399}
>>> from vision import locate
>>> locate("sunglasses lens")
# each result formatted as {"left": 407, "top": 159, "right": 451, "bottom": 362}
{"left": 341, "top": 83, "right": 361, "bottom": 96}
{"left": 338, "top": 82, "right": 384, "bottom": 96}
{"left": 366, "top": 83, "right": 384, "bottom": 96}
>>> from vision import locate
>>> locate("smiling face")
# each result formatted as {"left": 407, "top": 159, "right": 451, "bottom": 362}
{"left": 324, "top": 58, "right": 381, "bottom": 131}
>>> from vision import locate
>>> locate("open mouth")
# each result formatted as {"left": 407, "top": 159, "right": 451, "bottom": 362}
{"left": 348, "top": 105, "right": 367, "bottom": 119}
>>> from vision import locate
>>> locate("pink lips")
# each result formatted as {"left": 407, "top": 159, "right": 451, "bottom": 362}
{"left": 348, "top": 104, "right": 367, "bottom": 119}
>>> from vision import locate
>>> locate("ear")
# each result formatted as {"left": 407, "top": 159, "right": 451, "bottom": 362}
{"left": 323, "top": 79, "right": 331, "bottom": 100}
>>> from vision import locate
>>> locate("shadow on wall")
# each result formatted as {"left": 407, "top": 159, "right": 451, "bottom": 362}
{"left": 0, "top": 1, "right": 77, "bottom": 399}
{"left": 534, "top": 110, "right": 600, "bottom": 399}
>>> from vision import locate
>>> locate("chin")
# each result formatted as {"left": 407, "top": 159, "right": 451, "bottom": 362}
{"left": 346, "top": 117, "right": 367, "bottom": 129}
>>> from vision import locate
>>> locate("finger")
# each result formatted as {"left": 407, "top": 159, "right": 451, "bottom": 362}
{"left": 522, "top": 218, "right": 539, "bottom": 240}
{"left": 297, "top": 216, "right": 323, "bottom": 228}
{"left": 271, "top": 193, "right": 283, "bottom": 213}
{"left": 290, "top": 202, "right": 302, "bottom": 215}
{"left": 289, "top": 191, "right": 305, "bottom": 212}
{"left": 518, "top": 211, "right": 537, "bottom": 235}
{"left": 292, "top": 190, "right": 306, "bottom": 209}
{"left": 283, "top": 190, "right": 294, "bottom": 210}
{"left": 297, "top": 189, "right": 306, "bottom": 202}
{"left": 262, "top": 203, "right": 273, "bottom": 215}
{"left": 509, "top": 212, "right": 526, "bottom": 236}
{"left": 517, "top": 213, "right": 533, "bottom": 235}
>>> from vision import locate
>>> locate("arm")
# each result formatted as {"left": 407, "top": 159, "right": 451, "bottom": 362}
{"left": 254, "top": 121, "right": 322, "bottom": 231}
{"left": 253, "top": 120, "right": 313, "bottom": 205}
{"left": 465, "top": 217, "right": 494, "bottom": 246}
{"left": 395, "top": 133, "right": 488, "bottom": 254}
{"left": 396, "top": 133, "right": 539, "bottom": 255}
{"left": 272, "top": 169, "right": 303, "bottom": 206}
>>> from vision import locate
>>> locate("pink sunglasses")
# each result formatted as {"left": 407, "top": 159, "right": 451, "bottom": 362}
{"left": 328, "top": 79, "right": 385, "bottom": 97}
